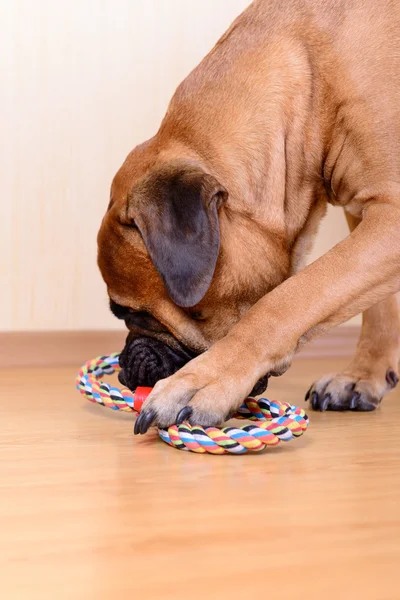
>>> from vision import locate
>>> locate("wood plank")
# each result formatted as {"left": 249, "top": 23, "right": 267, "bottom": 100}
{"left": 0, "top": 330, "right": 127, "bottom": 368}
{"left": 1, "top": 358, "right": 399, "bottom": 600}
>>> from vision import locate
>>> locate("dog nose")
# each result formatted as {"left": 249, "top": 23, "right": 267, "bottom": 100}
{"left": 118, "top": 336, "right": 189, "bottom": 390}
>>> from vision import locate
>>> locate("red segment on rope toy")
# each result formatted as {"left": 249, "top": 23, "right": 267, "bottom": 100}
{"left": 133, "top": 387, "right": 153, "bottom": 412}
{"left": 75, "top": 353, "right": 310, "bottom": 455}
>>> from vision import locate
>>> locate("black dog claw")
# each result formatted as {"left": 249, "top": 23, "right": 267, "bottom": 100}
{"left": 349, "top": 393, "right": 360, "bottom": 410}
{"left": 320, "top": 394, "right": 331, "bottom": 412}
{"left": 176, "top": 406, "right": 193, "bottom": 425}
{"left": 386, "top": 369, "right": 399, "bottom": 388}
{"left": 134, "top": 409, "right": 156, "bottom": 435}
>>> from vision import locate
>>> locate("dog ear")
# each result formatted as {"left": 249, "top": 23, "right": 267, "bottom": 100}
{"left": 131, "top": 167, "right": 227, "bottom": 308}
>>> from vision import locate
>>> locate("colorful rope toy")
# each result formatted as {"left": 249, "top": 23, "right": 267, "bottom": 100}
{"left": 76, "top": 353, "right": 309, "bottom": 455}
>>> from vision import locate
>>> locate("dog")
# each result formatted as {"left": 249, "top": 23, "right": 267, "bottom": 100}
{"left": 98, "top": 0, "right": 400, "bottom": 434}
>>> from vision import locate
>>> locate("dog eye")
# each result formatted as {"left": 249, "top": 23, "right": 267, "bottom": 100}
{"left": 126, "top": 311, "right": 168, "bottom": 333}
{"left": 126, "top": 221, "right": 139, "bottom": 230}
{"left": 117, "top": 215, "right": 139, "bottom": 230}
{"left": 190, "top": 311, "right": 205, "bottom": 321}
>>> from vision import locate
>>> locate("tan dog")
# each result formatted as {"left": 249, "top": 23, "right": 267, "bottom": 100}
{"left": 98, "top": 0, "right": 400, "bottom": 434}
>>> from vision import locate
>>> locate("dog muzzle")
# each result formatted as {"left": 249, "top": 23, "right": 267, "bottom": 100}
{"left": 118, "top": 336, "right": 193, "bottom": 390}
{"left": 118, "top": 335, "right": 270, "bottom": 396}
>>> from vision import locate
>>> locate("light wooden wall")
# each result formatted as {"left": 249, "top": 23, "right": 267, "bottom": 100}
{"left": 1, "top": 0, "right": 352, "bottom": 332}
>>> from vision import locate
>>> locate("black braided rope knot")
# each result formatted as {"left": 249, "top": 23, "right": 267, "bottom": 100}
{"left": 118, "top": 336, "right": 191, "bottom": 389}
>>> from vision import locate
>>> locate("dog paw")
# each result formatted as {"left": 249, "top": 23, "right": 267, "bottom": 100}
{"left": 132, "top": 336, "right": 281, "bottom": 434}
{"left": 134, "top": 372, "right": 274, "bottom": 433}
{"left": 305, "top": 368, "right": 398, "bottom": 412}
{"left": 134, "top": 367, "right": 244, "bottom": 434}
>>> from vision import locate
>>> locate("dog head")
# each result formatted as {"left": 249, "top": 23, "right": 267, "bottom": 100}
{"left": 98, "top": 138, "right": 290, "bottom": 392}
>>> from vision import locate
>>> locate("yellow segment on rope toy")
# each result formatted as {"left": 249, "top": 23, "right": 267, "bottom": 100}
{"left": 75, "top": 353, "right": 309, "bottom": 455}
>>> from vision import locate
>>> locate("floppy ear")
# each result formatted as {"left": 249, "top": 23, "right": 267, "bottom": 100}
{"left": 131, "top": 167, "right": 227, "bottom": 307}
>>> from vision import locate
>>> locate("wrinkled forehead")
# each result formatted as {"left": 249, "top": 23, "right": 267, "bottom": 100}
{"left": 97, "top": 209, "right": 164, "bottom": 308}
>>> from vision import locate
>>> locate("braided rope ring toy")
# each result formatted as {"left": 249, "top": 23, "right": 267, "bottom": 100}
{"left": 76, "top": 353, "right": 309, "bottom": 455}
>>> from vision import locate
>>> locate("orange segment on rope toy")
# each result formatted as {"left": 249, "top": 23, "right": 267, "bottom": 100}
{"left": 75, "top": 353, "right": 309, "bottom": 455}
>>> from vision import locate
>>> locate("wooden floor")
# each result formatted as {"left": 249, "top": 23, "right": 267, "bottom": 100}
{"left": 1, "top": 358, "right": 400, "bottom": 600}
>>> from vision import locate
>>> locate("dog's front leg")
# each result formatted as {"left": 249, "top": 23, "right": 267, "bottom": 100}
{"left": 135, "top": 200, "right": 400, "bottom": 433}
{"left": 307, "top": 211, "right": 400, "bottom": 411}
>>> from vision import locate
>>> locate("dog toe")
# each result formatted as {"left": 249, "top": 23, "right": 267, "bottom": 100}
{"left": 306, "top": 374, "right": 382, "bottom": 412}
